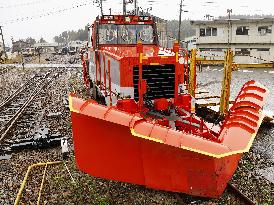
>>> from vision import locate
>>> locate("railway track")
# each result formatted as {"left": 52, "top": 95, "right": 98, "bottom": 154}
{"left": 173, "top": 182, "right": 256, "bottom": 205}
{"left": 227, "top": 182, "right": 256, "bottom": 205}
{"left": 0, "top": 71, "right": 52, "bottom": 144}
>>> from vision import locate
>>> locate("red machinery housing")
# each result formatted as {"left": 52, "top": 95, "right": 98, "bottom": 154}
{"left": 71, "top": 14, "right": 269, "bottom": 198}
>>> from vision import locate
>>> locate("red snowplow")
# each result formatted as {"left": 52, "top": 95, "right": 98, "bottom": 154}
{"left": 70, "top": 14, "right": 269, "bottom": 198}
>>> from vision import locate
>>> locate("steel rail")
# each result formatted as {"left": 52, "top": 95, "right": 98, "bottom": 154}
{"left": 0, "top": 72, "right": 51, "bottom": 143}
{"left": 0, "top": 83, "right": 46, "bottom": 142}
{"left": 0, "top": 75, "right": 36, "bottom": 110}
{"left": 227, "top": 182, "right": 256, "bottom": 205}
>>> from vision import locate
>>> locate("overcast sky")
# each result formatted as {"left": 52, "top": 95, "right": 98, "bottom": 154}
{"left": 1, "top": 0, "right": 274, "bottom": 46}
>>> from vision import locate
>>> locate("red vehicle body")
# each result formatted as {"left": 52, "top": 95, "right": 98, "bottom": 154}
{"left": 70, "top": 14, "right": 269, "bottom": 198}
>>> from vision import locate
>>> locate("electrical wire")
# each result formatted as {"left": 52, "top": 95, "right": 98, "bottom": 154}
{"left": 0, "top": 0, "right": 93, "bottom": 25}
{"left": 0, "top": 0, "right": 47, "bottom": 9}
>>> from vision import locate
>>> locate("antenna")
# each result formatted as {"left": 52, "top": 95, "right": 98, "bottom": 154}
{"left": 204, "top": 14, "right": 214, "bottom": 20}
{"left": 227, "top": 9, "right": 232, "bottom": 19}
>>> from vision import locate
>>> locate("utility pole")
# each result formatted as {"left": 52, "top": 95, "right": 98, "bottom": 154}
{"left": 227, "top": 9, "right": 232, "bottom": 48}
{"left": 165, "top": 20, "right": 168, "bottom": 47}
{"left": 100, "top": 0, "right": 103, "bottom": 15}
{"left": 123, "top": 0, "right": 126, "bottom": 15}
{"left": 0, "top": 26, "right": 8, "bottom": 60}
{"left": 178, "top": 0, "right": 188, "bottom": 43}
{"left": 134, "top": 0, "right": 137, "bottom": 15}
{"left": 178, "top": 0, "right": 183, "bottom": 42}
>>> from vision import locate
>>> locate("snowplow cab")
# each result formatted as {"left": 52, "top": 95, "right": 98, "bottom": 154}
{"left": 93, "top": 15, "right": 158, "bottom": 48}
{"left": 83, "top": 14, "right": 188, "bottom": 107}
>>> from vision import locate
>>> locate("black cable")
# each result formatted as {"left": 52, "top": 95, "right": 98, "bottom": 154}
{"left": 0, "top": 0, "right": 93, "bottom": 25}
{"left": 0, "top": 0, "right": 46, "bottom": 9}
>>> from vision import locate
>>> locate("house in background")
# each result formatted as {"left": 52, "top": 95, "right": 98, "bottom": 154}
{"left": 184, "top": 35, "right": 197, "bottom": 51}
{"left": 33, "top": 42, "right": 59, "bottom": 53}
{"left": 12, "top": 40, "right": 31, "bottom": 53}
{"left": 190, "top": 18, "right": 274, "bottom": 64}
{"left": 67, "top": 40, "right": 87, "bottom": 54}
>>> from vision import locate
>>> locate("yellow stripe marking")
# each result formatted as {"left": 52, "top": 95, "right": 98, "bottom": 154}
{"left": 130, "top": 113, "right": 264, "bottom": 158}
{"left": 69, "top": 95, "right": 79, "bottom": 113}
{"left": 130, "top": 128, "right": 164, "bottom": 143}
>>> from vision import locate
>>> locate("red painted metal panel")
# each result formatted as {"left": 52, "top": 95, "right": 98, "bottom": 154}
{"left": 100, "top": 45, "right": 186, "bottom": 88}
{"left": 154, "top": 98, "right": 169, "bottom": 111}
{"left": 72, "top": 112, "right": 145, "bottom": 185}
{"left": 70, "top": 79, "right": 268, "bottom": 198}
{"left": 71, "top": 107, "right": 241, "bottom": 197}
{"left": 71, "top": 110, "right": 237, "bottom": 197}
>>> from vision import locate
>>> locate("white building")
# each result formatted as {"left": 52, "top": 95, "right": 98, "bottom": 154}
{"left": 190, "top": 18, "right": 274, "bottom": 64}
{"left": 34, "top": 42, "right": 59, "bottom": 53}
{"left": 184, "top": 35, "right": 197, "bottom": 50}
{"left": 68, "top": 40, "right": 87, "bottom": 54}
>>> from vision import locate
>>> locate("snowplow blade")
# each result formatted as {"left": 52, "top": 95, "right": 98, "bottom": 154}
{"left": 69, "top": 81, "right": 268, "bottom": 198}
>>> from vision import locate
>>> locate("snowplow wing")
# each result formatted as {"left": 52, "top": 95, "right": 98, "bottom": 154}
{"left": 69, "top": 80, "right": 268, "bottom": 198}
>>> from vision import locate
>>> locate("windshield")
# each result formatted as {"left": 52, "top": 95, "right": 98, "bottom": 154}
{"left": 98, "top": 24, "right": 154, "bottom": 45}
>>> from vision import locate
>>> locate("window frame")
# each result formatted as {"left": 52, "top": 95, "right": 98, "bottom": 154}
{"left": 98, "top": 24, "right": 155, "bottom": 45}
{"left": 235, "top": 48, "right": 250, "bottom": 56}
{"left": 236, "top": 26, "right": 249, "bottom": 36}
{"left": 258, "top": 26, "right": 272, "bottom": 36}
{"left": 199, "top": 27, "right": 218, "bottom": 37}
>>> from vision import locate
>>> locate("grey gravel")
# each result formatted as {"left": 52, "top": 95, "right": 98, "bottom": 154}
{"left": 0, "top": 65, "right": 273, "bottom": 204}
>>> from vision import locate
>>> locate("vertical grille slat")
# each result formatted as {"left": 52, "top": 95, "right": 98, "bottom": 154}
{"left": 133, "top": 64, "right": 175, "bottom": 101}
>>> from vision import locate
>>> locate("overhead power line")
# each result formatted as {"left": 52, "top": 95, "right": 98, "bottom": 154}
{"left": 0, "top": 0, "right": 93, "bottom": 25}
{"left": 0, "top": 0, "right": 47, "bottom": 9}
